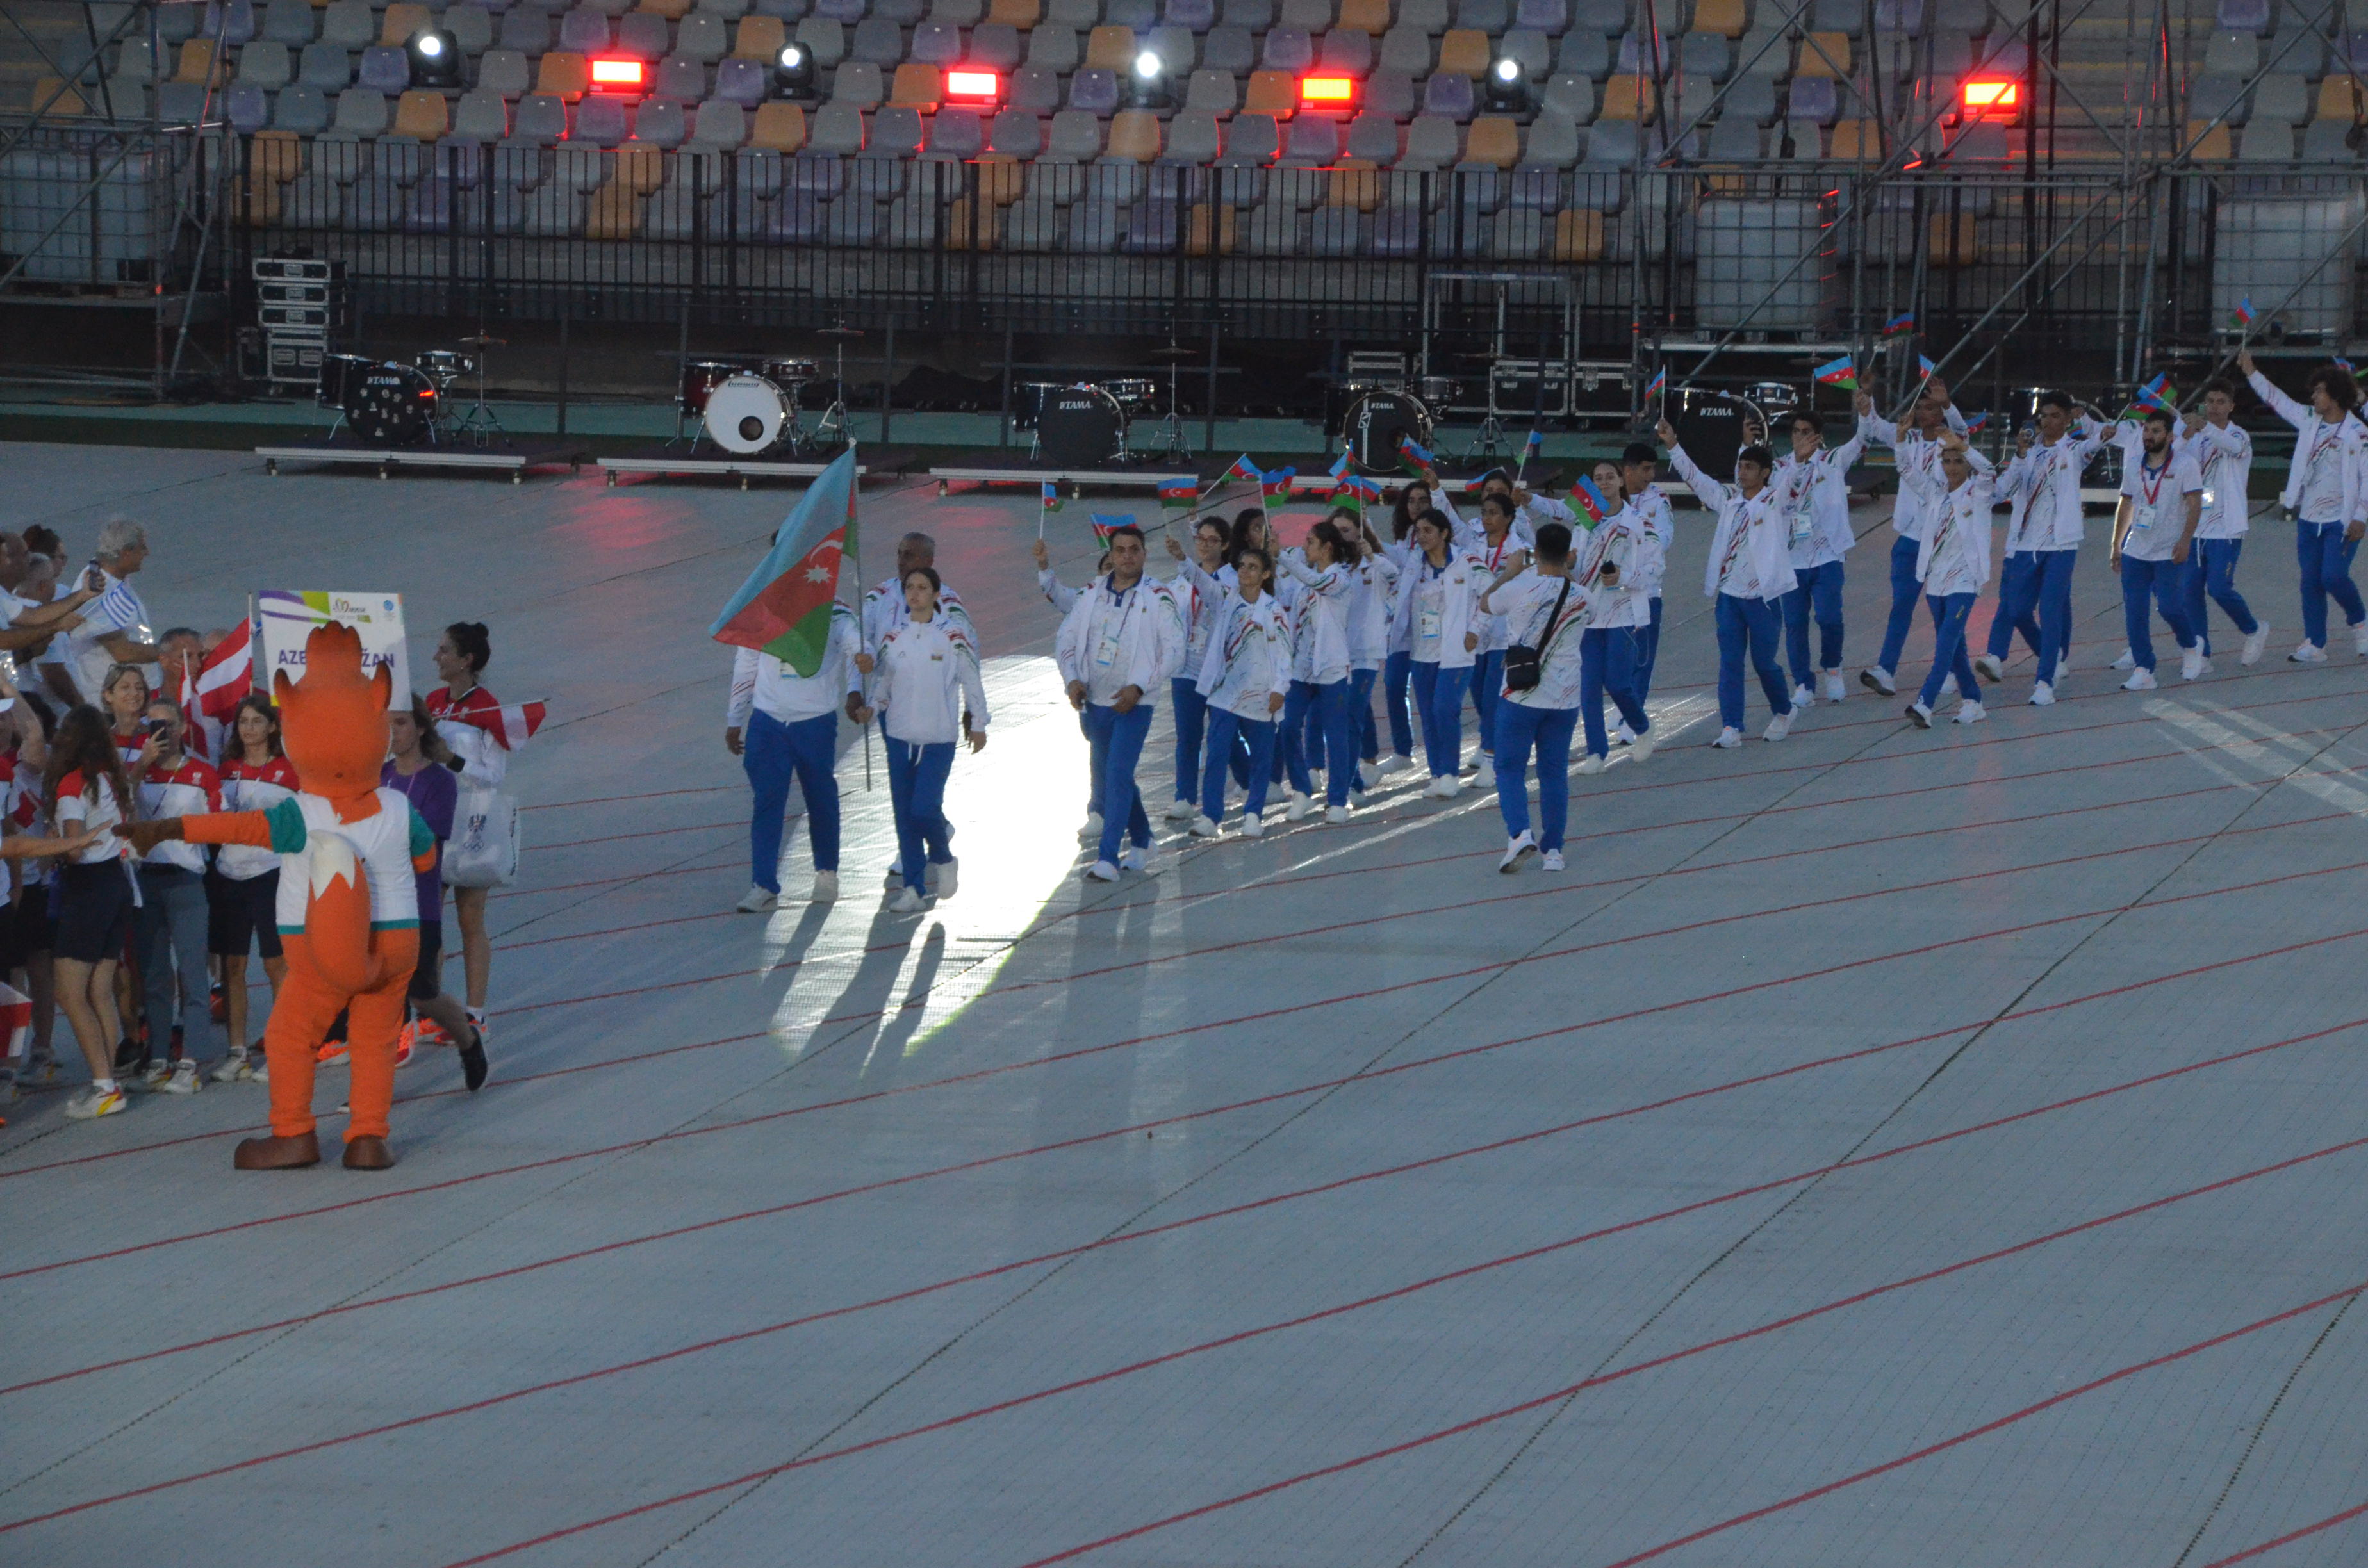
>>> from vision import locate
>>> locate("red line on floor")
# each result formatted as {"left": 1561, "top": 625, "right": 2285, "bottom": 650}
{"left": 2199, "top": 1500, "right": 2368, "bottom": 1565}
{"left": 20, "top": 1029, "right": 2365, "bottom": 1540}
{"left": 519, "top": 785, "right": 737, "bottom": 812}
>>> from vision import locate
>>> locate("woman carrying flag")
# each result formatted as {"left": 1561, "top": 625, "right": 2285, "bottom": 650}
{"left": 1160, "top": 517, "right": 1231, "bottom": 824}
{"left": 1190, "top": 546, "right": 1290, "bottom": 837}
{"left": 1274, "top": 521, "right": 1363, "bottom": 824}
{"left": 1381, "top": 479, "right": 1435, "bottom": 769}
{"left": 1389, "top": 511, "right": 1486, "bottom": 794}
{"left": 1572, "top": 467, "right": 1657, "bottom": 767}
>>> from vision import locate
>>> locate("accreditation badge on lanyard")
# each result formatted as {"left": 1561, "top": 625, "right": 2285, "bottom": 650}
{"left": 1788, "top": 465, "right": 1817, "bottom": 543}
{"left": 1094, "top": 588, "right": 1132, "bottom": 667}
{"left": 1417, "top": 561, "right": 1445, "bottom": 641}
{"left": 2133, "top": 461, "right": 2167, "bottom": 530}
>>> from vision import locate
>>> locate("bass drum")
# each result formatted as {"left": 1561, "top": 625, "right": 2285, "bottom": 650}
{"left": 1670, "top": 386, "right": 1750, "bottom": 482}
{"left": 1342, "top": 387, "right": 1433, "bottom": 476}
{"left": 317, "top": 351, "right": 379, "bottom": 411}
{"left": 1010, "top": 379, "right": 1067, "bottom": 432}
{"left": 345, "top": 361, "right": 437, "bottom": 446}
{"left": 705, "top": 373, "right": 793, "bottom": 454}
{"left": 1038, "top": 384, "right": 1126, "bottom": 467}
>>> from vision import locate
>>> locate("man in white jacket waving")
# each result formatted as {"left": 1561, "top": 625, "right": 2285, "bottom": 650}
{"left": 1056, "top": 525, "right": 1181, "bottom": 882}
{"left": 1658, "top": 419, "right": 1797, "bottom": 746}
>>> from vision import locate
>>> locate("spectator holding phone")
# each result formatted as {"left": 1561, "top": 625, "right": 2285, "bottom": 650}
{"left": 56, "top": 519, "right": 164, "bottom": 707}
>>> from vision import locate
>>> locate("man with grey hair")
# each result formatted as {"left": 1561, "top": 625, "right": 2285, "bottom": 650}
{"left": 52, "top": 516, "right": 162, "bottom": 706}
{"left": 0, "top": 530, "right": 103, "bottom": 658}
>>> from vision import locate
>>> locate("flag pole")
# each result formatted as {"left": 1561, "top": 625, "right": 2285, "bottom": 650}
{"left": 849, "top": 446, "right": 874, "bottom": 792}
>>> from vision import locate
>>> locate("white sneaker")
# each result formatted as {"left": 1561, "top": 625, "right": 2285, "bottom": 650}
{"left": 1474, "top": 756, "right": 1497, "bottom": 788}
{"left": 1541, "top": 849, "right": 1565, "bottom": 872}
{"left": 2056, "top": 647, "right": 2072, "bottom": 674}
{"left": 2354, "top": 621, "right": 2368, "bottom": 655}
{"left": 1823, "top": 672, "right": 1846, "bottom": 702}
{"left": 140, "top": 1059, "right": 170, "bottom": 1091}
{"left": 161, "top": 1059, "right": 201, "bottom": 1095}
{"left": 1188, "top": 813, "right": 1219, "bottom": 838}
{"left": 1629, "top": 729, "right": 1656, "bottom": 762}
{"left": 736, "top": 885, "right": 778, "bottom": 913}
{"left": 1119, "top": 845, "right": 1151, "bottom": 872}
{"left": 1240, "top": 814, "right": 1266, "bottom": 838}
{"left": 1906, "top": 701, "right": 1933, "bottom": 728}
{"left": 1953, "top": 701, "right": 1987, "bottom": 724}
{"left": 1285, "top": 792, "right": 1315, "bottom": 822}
{"left": 2122, "top": 667, "right": 2158, "bottom": 691}
{"left": 1711, "top": 726, "right": 1743, "bottom": 749}
{"left": 1790, "top": 683, "right": 1816, "bottom": 708}
{"left": 933, "top": 858, "right": 958, "bottom": 899}
{"left": 1085, "top": 859, "right": 1120, "bottom": 882}
{"left": 211, "top": 1048, "right": 255, "bottom": 1084}
{"left": 2112, "top": 650, "right": 2135, "bottom": 671}
{"left": 1499, "top": 831, "right": 1538, "bottom": 873}
{"left": 888, "top": 887, "right": 928, "bottom": 914}
{"left": 1389, "top": 752, "right": 1417, "bottom": 774}
{"left": 2242, "top": 623, "right": 2271, "bottom": 665}
{"left": 1078, "top": 812, "right": 1104, "bottom": 842}
{"left": 1574, "top": 754, "right": 1606, "bottom": 775}
{"left": 1763, "top": 710, "right": 1793, "bottom": 742}
{"left": 1973, "top": 654, "right": 2004, "bottom": 682}
{"left": 883, "top": 867, "right": 904, "bottom": 892}
{"left": 2291, "top": 641, "right": 2328, "bottom": 664}
{"left": 1860, "top": 666, "right": 1896, "bottom": 695}
{"left": 2028, "top": 681, "right": 2056, "bottom": 706}
{"left": 1611, "top": 722, "right": 1635, "bottom": 746}
{"left": 1163, "top": 796, "right": 1196, "bottom": 821}
{"left": 65, "top": 1082, "right": 127, "bottom": 1120}
{"left": 810, "top": 870, "right": 839, "bottom": 903}
{"left": 2181, "top": 648, "right": 2208, "bottom": 681}
{"left": 1324, "top": 804, "right": 1351, "bottom": 825}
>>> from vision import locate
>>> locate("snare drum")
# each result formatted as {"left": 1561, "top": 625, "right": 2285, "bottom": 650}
{"left": 763, "top": 357, "right": 820, "bottom": 387}
{"left": 1415, "top": 374, "right": 1459, "bottom": 405}
{"left": 678, "top": 360, "right": 742, "bottom": 417}
{"left": 1102, "top": 377, "right": 1157, "bottom": 416}
{"left": 416, "top": 348, "right": 475, "bottom": 387}
{"left": 703, "top": 373, "right": 794, "bottom": 454}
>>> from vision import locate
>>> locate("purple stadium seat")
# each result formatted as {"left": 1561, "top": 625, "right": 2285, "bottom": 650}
{"left": 714, "top": 57, "right": 768, "bottom": 104}
{"left": 558, "top": 6, "right": 613, "bottom": 52}
{"left": 1422, "top": 70, "right": 1474, "bottom": 120}
{"left": 1165, "top": 0, "right": 1217, "bottom": 28}
{"left": 1066, "top": 67, "right": 1120, "bottom": 112}
{"left": 356, "top": 45, "right": 410, "bottom": 94}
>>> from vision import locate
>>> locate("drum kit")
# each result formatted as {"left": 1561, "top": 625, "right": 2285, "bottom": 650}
{"left": 317, "top": 332, "right": 507, "bottom": 448}
{"left": 672, "top": 324, "right": 862, "bottom": 458}
{"left": 1012, "top": 344, "right": 1195, "bottom": 470}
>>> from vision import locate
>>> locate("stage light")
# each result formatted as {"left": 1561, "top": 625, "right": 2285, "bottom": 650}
{"left": 589, "top": 57, "right": 648, "bottom": 92}
{"left": 1129, "top": 48, "right": 1171, "bottom": 108}
{"left": 945, "top": 68, "right": 1001, "bottom": 104}
{"left": 1484, "top": 55, "right": 1529, "bottom": 111}
{"left": 1301, "top": 74, "right": 1355, "bottom": 108}
{"left": 773, "top": 42, "right": 814, "bottom": 97}
{"left": 1962, "top": 77, "right": 2019, "bottom": 115}
{"left": 406, "top": 28, "right": 461, "bottom": 88}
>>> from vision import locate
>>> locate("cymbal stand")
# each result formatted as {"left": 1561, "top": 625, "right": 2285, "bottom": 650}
{"left": 1144, "top": 343, "right": 1195, "bottom": 467}
{"left": 454, "top": 338, "right": 509, "bottom": 449}
{"left": 809, "top": 323, "right": 860, "bottom": 452}
{"left": 1459, "top": 364, "right": 1509, "bottom": 463}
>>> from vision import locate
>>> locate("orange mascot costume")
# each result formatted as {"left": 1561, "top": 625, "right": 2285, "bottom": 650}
{"left": 131, "top": 623, "right": 433, "bottom": 1171}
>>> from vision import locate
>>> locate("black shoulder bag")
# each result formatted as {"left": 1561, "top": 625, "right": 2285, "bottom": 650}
{"left": 1500, "top": 577, "right": 1572, "bottom": 694}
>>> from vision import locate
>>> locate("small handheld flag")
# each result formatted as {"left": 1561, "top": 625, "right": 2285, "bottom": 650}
{"left": 1918, "top": 354, "right": 1937, "bottom": 379}
{"left": 1327, "top": 450, "right": 1352, "bottom": 486}
{"left": 1089, "top": 514, "right": 1132, "bottom": 544}
{"left": 1260, "top": 466, "right": 1297, "bottom": 500}
{"left": 1570, "top": 476, "right": 1612, "bottom": 527}
{"left": 711, "top": 446, "right": 860, "bottom": 678}
{"left": 1396, "top": 435, "right": 1435, "bottom": 476}
{"left": 1814, "top": 355, "right": 1857, "bottom": 389}
{"left": 2339, "top": 357, "right": 2359, "bottom": 375}
{"left": 2134, "top": 373, "right": 2176, "bottom": 413}
{"left": 1525, "top": 429, "right": 1545, "bottom": 453}
{"left": 1884, "top": 311, "right": 1916, "bottom": 337}
{"left": 1964, "top": 411, "right": 1991, "bottom": 435}
{"left": 2233, "top": 295, "right": 2257, "bottom": 329}
{"left": 1157, "top": 476, "right": 1197, "bottom": 516}
{"left": 1644, "top": 366, "right": 1668, "bottom": 402}
{"left": 1226, "top": 454, "right": 1263, "bottom": 486}
{"left": 1040, "top": 480, "right": 1062, "bottom": 512}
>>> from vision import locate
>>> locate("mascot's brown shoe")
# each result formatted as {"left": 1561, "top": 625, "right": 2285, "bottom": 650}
{"left": 233, "top": 1131, "right": 322, "bottom": 1170}
{"left": 341, "top": 1134, "right": 396, "bottom": 1170}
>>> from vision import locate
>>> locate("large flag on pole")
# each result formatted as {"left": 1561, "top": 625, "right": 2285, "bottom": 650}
{"left": 709, "top": 445, "right": 860, "bottom": 677}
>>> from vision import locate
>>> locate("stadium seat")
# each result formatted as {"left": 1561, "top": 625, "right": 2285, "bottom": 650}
{"left": 392, "top": 87, "right": 448, "bottom": 138}
{"left": 1280, "top": 114, "right": 1340, "bottom": 163}
{"left": 654, "top": 56, "right": 708, "bottom": 97}
{"left": 1599, "top": 73, "right": 1653, "bottom": 121}
{"left": 1319, "top": 28, "right": 1374, "bottom": 70}
{"left": 321, "top": 0, "right": 374, "bottom": 48}
{"left": 559, "top": 5, "right": 612, "bottom": 51}
{"left": 1377, "top": 26, "right": 1433, "bottom": 72}
{"left": 1436, "top": 26, "right": 1489, "bottom": 73}
{"left": 750, "top": 99, "right": 808, "bottom": 148}
{"left": 1365, "top": 68, "right": 1417, "bottom": 117}
{"left": 2192, "top": 74, "right": 2250, "bottom": 126}
{"left": 1422, "top": 72, "right": 1476, "bottom": 118}
{"left": 1345, "top": 108, "right": 1402, "bottom": 161}
{"left": 1794, "top": 31, "right": 1850, "bottom": 76}
{"left": 1263, "top": 26, "right": 1315, "bottom": 69}
{"left": 497, "top": 8, "right": 553, "bottom": 51}
{"left": 1243, "top": 69, "right": 1297, "bottom": 116}
{"left": 2216, "top": 0, "right": 2271, "bottom": 35}
{"left": 1183, "top": 69, "right": 1236, "bottom": 111}
{"left": 687, "top": 97, "right": 748, "bottom": 143}
{"left": 514, "top": 92, "right": 571, "bottom": 141}
{"left": 262, "top": 0, "right": 317, "bottom": 44}
{"left": 1498, "top": 28, "right": 1550, "bottom": 77}
{"left": 1399, "top": 112, "right": 1460, "bottom": 165}
{"left": 479, "top": 49, "right": 532, "bottom": 96}
{"left": 537, "top": 53, "right": 592, "bottom": 99}
{"left": 274, "top": 81, "right": 332, "bottom": 131}
{"left": 1282, "top": 0, "right": 1336, "bottom": 28}
{"left": 850, "top": 17, "right": 905, "bottom": 63}
{"left": 2185, "top": 117, "right": 2232, "bottom": 159}
{"left": 618, "top": 12, "right": 673, "bottom": 54}
{"left": 238, "top": 40, "right": 293, "bottom": 88}
{"left": 1540, "top": 72, "right": 1596, "bottom": 120}
{"left": 832, "top": 61, "right": 885, "bottom": 106}
{"left": 794, "top": 17, "right": 846, "bottom": 61}
{"left": 355, "top": 44, "right": 408, "bottom": 94}
{"left": 2316, "top": 76, "right": 2363, "bottom": 122}
{"left": 1085, "top": 24, "right": 1136, "bottom": 68}
{"left": 969, "top": 22, "right": 1023, "bottom": 63}
{"left": 1681, "top": 29, "right": 1730, "bottom": 79}
{"left": 634, "top": 96, "right": 689, "bottom": 143}
{"left": 1395, "top": 0, "right": 1447, "bottom": 29}
{"left": 1336, "top": 0, "right": 1391, "bottom": 30}
{"left": 377, "top": 1, "right": 429, "bottom": 44}
{"left": 454, "top": 87, "right": 511, "bottom": 139}
{"left": 2202, "top": 28, "right": 2258, "bottom": 75}
{"left": 2301, "top": 118, "right": 2360, "bottom": 161}
{"left": 710, "top": 56, "right": 765, "bottom": 102}
{"left": 889, "top": 63, "right": 941, "bottom": 106}
{"left": 1786, "top": 76, "right": 1836, "bottom": 123}
{"left": 1723, "top": 72, "right": 1775, "bottom": 121}
{"left": 332, "top": 87, "right": 390, "bottom": 134}
{"left": 1029, "top": 24, "right": 1081, "bottom": 69}
{"left": 1068, "top": 67, "right": 1120, "bottom": 111}
{"left": 1734, "top": 24, "right": 1788, "bottom": 77}
{"left": 1010, "top": 63, "right": 1062, "bottom": 107}
{"left": 1557, "top": 29, "right": 1609, "bottom": 75}
{"left": 2253, "top": 73, "right": 2308, "bottom": 126}
{"left": 226, "top": 81, "right": 272, "bottom": 131}
{"left": 1523, "top": 109, "right": 1579, "bottom": 163}
{"left": 1827, "top": 116, "right": 1878, "bottom": 159}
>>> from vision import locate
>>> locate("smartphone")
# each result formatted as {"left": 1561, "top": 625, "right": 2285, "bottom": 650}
{"left": 144, "top": 716, "right": 170, "bottom": 737}
{"left": 83, "top": 561, "right": 104, "bottom": 594}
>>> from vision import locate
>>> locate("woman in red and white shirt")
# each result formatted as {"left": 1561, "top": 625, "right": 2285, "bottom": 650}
{"left": 425, "top": 621, "right": 500, "bottom": 1037}
{"left": 47, "top": 706, "right": 140, "bottom": 1120}
{"left": 207, "top": 693, "right": 296, "bottom": 1081}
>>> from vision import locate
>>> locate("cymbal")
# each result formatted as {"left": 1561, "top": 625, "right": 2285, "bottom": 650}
{"left": 1146, "top": 345, "right": 1199, "bottom": 359}
{"left": 816, "top": 325, "right": 865, "bottom": 337}
{"left": 456, "top": 334, "right": 506, "bottom": 347}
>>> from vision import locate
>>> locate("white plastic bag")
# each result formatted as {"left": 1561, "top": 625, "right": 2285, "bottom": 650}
{"left": 444, "top": 788, "right": 520, "bottom": 889}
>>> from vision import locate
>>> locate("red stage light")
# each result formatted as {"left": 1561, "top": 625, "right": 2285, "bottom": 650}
{"left": 590, "top": 57, "right": 647, "bottom": 92}
{"left": 1301, "top": 74, "right": 1355, "bottom": 106}
{"left": 1962, "top": 78, "right": 2018, "bottom": 113}
{"left": 945, "top": 68, "right": 1001, "bottom": 102}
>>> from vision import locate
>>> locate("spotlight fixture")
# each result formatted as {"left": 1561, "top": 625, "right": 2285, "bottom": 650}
{"left": 1129, "top": 47, "right": 1171, "bottom": 109}
{"left": 1484, "top": 55, "right": 1530, "bottom": 111}
{"left": 773, "top": 42, "right": 816, "bottom": 97}
{"left": 406, "top": 28, "right": 462, "bottom": 88}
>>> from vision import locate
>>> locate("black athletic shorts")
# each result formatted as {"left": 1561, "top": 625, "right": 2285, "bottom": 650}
{"left": 15, "top": 886, "right": 53, "bottom": 958}
{"left": 206, "top": 868, "right": 283, "bottom": 960}
{"left": 409, "top": 920, "right": 443, "bottom": 1003}
{"left": 54, "top": 862, "right": 134, "bottom": 966}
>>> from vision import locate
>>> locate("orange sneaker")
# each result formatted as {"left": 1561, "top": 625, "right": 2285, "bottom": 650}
{"left": 392, "top": 1022, "right": 416, "bottom": 1070}
{"left": 415, "top": 1017, "right": 452, "bottom": 1049}
{"left": 316, "top": 1040, "right": 350, "bottom": 1068}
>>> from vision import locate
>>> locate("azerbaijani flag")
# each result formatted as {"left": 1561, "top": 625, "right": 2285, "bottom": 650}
{"left": 1918, "top": 354, "right": 1937, "bottom": 379}
{"left": 1158, "top": 476, "right": 1197, "bottom": 515}
{"left": 1040, "top": 480, "right": 1062, "bottom": 512}
{"left": 1525, "top": 429, "right": 1545, "bottom": 454}
{"left": 1334, "top": 473, "right": 1381, "bottom": 518}
{"left": 2134, "top": 373, "right": 2176, "bottom": 412}
{"left": 2233, "top": 295, "right": 2256, "bottom": 328}
{"left": 710, "top": 445, "right": 860, "bottom": 678}
{"left": 1397, "top": 435, "right": 1435, "bottom": 475}
{"left": 1328, "top": 450, "right": 1352, "bottom": 487}
{"left": 1570, "top": 476, "right": 1612, "bottom": 527}
{"left": 1964, "top": 411, "right": 1991, "bottom": 434}
{"left": 1883, "top": 311, "right": 1916, "bottom": 337}
{"left": 1226, "top": 454, "right": 1262, "bottom": 486}
{"left": 1814, "top": 355, "right": 1857, "bottom": 389}
{"left": 2339, "top": 357, "right": 2358, "bottom": 374}
{"left": 1644, "top": 366, "right": 1668, "bottom": 402}
{"left": 1260, "top": 466, "right": 1296, "bottom": 500}
{"left": 1089, "top": 513, "right": 1131, "bottom": 544}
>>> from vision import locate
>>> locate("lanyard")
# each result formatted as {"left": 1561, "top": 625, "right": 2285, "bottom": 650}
{"left": 2137, "top": 458, "right": 2167, "bottom": 509}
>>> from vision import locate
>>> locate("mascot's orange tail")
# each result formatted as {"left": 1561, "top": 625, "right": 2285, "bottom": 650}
{"left": 300, "top": 831, "right": 377, "bottom": 994}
